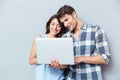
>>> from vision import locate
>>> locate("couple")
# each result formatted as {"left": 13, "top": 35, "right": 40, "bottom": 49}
{"left": 29, "top": 5, "right": 111, "bottom": 80}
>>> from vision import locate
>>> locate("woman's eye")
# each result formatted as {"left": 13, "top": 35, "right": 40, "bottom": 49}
{"left": 51, "top": 23, "right": 55, "bottom": 26}
{"left": 57, "top": 25, "right": 60, "bottom": 27}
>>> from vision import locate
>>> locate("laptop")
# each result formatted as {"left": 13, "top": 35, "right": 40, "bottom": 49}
{"left": 35, "top": 38, "right": 74, "bottom": 64}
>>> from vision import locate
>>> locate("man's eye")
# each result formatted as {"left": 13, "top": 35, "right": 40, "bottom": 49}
{"left": 65, "top": 19, "right": 68, "bottom": 21}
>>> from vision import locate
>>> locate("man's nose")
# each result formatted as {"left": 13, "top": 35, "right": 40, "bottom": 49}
{"left": 64, "top": 22, "right": 68, "bottom": 27}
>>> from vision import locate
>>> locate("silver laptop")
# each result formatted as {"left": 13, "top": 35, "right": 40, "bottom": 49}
{"left": 35, "top": 38, "right": 74, "bottom": 64}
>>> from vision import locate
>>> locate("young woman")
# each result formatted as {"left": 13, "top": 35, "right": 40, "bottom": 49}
{"left": 29, "top": 14, "right": 68, "bottom": 80}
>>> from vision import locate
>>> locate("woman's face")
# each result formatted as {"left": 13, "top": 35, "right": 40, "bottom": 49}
{"left": 49, "top": 18, "right": 61, "bottom": 36}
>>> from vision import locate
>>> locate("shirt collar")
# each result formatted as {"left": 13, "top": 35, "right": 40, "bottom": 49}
{"left": 81, "top": 23, "right": 88, "bottom": 30}
{"left": 67, "top": 23, "right": 88, "bottom": 36}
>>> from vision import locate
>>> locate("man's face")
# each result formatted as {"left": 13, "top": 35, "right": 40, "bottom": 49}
{"left": 59, "top": 13, "right": 77, "bottom": 32}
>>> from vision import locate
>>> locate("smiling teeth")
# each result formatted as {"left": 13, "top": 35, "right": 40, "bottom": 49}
{"left": 53, "top": 30, "right": 57, "bottom": 33}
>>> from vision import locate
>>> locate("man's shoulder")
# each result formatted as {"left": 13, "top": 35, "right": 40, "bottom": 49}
{"left": 86, "top": 24, "right": 101, "bottom": 31}
{"left": 87, "top": 24, "right": 100, "bottom": 28}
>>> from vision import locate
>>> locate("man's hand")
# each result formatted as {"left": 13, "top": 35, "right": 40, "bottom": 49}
{"left": 74, "top": 56, "right": 84, "bottom": 64}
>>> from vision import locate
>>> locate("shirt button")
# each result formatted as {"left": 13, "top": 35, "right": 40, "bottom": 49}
{"left": 76, "top": 69, "right": 81, "bottom": 73}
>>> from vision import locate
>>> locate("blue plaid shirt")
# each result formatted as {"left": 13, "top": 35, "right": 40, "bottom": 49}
{"left": 62, "top": 24, "right": 111, "bottom": 80}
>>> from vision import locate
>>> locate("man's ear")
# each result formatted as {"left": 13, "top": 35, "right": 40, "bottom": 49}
{"left": 72, "top": 11, "right": 77, "bottom": 18}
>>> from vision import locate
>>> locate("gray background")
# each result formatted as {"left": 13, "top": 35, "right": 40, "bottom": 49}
{"left": 0, "top": 0, "right": 120, "bottom": 80}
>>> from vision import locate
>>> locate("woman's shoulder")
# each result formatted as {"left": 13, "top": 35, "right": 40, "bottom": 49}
{"left": 35, "top": 34, "right": 47, "bottom": 39}
{"left": 35, "top": 34, "right": 42, "bottom": 39}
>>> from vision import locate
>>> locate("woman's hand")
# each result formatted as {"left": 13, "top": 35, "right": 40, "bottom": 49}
{"left": 49, "top": 60, "right": 68, "bottom": 69}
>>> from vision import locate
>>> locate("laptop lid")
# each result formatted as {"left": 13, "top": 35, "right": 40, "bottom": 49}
{"left": 35, "top": 38, "right": 74, "bottom": 64}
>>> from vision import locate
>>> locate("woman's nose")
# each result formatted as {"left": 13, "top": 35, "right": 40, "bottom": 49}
{"left": 53, "top": 25, "right": 57, "bottom": 29}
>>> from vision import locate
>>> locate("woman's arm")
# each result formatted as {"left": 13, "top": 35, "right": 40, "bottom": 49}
{"left": 29, "top": 35, "right": 41, "bottom": 65}
{"left": 29, "top": 41, "right": 37, "bottom": 65}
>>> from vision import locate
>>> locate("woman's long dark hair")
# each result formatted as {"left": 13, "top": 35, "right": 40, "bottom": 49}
{"left": 45, "top": 14, "right": 68, "bottom": 37}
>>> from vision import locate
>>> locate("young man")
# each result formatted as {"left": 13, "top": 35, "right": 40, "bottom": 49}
{"left": 51, "top": 5, "right": 111, "bottom": 80}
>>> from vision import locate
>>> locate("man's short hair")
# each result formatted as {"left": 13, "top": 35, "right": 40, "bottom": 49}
{"left": 57, "top": 5, "right": 75, "bottom": 19}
